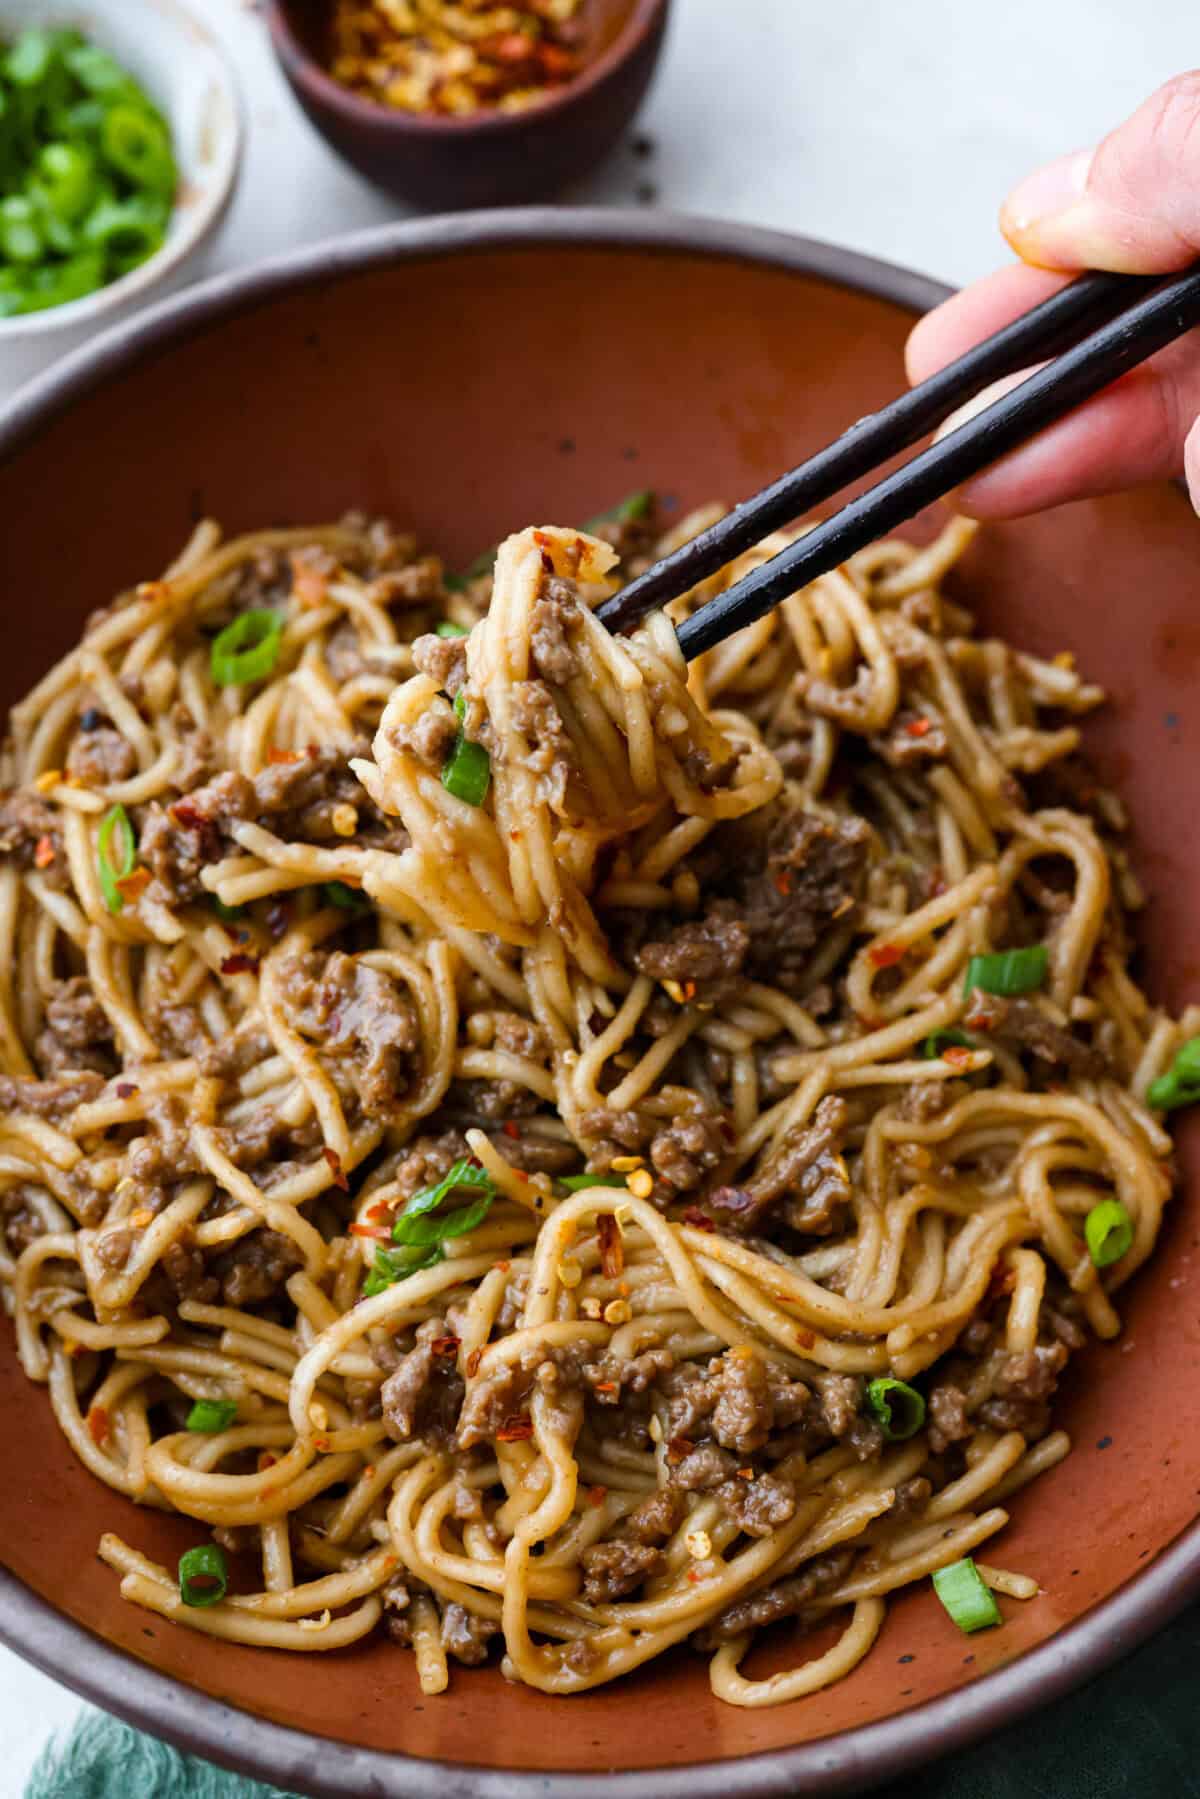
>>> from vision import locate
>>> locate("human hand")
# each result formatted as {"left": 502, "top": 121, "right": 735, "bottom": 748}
{"left": 906, "top": 74, "right": 1200, "bottom": 516}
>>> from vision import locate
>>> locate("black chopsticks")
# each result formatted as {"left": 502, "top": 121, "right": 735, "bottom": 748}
{"left": 595, "top": 266, "right": 1200, "bottom": 661}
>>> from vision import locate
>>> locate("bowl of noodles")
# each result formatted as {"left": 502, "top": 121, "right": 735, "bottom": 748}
{"left": 0, "top": 212, "right": 1197, "bottom": 1798}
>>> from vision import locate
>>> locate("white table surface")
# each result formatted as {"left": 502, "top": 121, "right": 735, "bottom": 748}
{"left": 1, "top": 0, "right": 1196, "bottom": 1789}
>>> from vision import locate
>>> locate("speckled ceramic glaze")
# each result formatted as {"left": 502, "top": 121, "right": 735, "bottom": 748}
{"left": 0, "top": 214, "right": 1196, "bottom": 1799}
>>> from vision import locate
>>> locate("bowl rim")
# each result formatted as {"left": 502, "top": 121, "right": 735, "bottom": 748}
{"left": 1, "top": 205, "right": 1198, "bottom": 1798}
{"left": 263, "top": 0, "right": 669, "bottom": 139}
{"left": 0, "top": 0, "right": 243, "bottom": 340}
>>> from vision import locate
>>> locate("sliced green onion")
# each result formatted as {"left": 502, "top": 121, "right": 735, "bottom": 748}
{"left": 210, "top": 609, "right": 283, "bottom": 687}
{"left": 81, "top": 192, "right": 168, "bottom": 271}
{"left": 212, "top": 896, "right": 245, "bottom": 923}
{"left": 921, "top": 1028, "right": 975, "bottom": 1061}
{"left": 865, "top": 1376, "right": 926, "bottom": 1440}
{"left": 441, "top": 690, "right": 491, "bottom": 806}
{"left": 560, "top": 1172, "right": 629, "bottom": 1192}
{"left": 441, "top": 733, "right": 491, "bottom": 807}
{"left": 186, "top": 1399, "right": 238, "bottom": 1433}
{"left": 1084, "top": 1198, "right": 1134, "bottom": 1269}
{"left": 0, "top": 196, "right": 44, "bottom": 263}
{"left": 178, "top": 1543, "right": 228, "bottom": 1608}
{"left": 63, "top": 41, "right": 137, "bottom": 98}
{"left": 6, "top": 29, "right": 54, "bottom": 87}
{"left": 435, "top": 620, "right": 469, "bottom": 638}
{"left": 1145, "top": 1035, "right": 1200, "bottom": 1113}
{"left": 363, "top": 1241, "right": 443, "bottom": 1297}
{"left": 583, "top": 490, "right": 654, "bottom": 530}
{"left": 932, "top": 1557, "right": 1001, "bottom": 1634}
{"left": 36, "top": 141, "right": 95, "bottom": 220}
{"left": 963, "top": 945, "right": 1048, "bottom": 999}
{"left": 100, "top": 103, "right": 175, "bottom": 194}
{"left": 392, "top": 1159, "right": 497, "bottom": 1249}
{"left": 321, "top": 881, "right": 369, "bottom": 912}
{"left": 97, "top": 803, "right": 136, "bottom": 913}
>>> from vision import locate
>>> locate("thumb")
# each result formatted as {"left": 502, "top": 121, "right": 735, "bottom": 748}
{"left": 1002, "top": 72, "right": 1200, "bottom": 272}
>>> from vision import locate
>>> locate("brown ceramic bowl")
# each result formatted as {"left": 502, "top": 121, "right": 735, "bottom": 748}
{"left": 264, "top": 0, "right": 670, "bottom": 209}
{"left": 0, "top": 213, "right": 1198, "bottom": 1798}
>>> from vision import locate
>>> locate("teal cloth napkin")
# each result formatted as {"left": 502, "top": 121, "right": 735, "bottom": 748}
{"left": 26, "top": 1602, "right": 1200, "bottom": 1798}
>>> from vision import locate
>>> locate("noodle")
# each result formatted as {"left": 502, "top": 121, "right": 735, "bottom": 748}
{"left": 0, "top": 501, "right": 1183, "bottom": 1710}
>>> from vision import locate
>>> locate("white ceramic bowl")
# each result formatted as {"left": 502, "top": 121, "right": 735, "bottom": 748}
{"left": 0, "top": 0, "right": 241, "bottom": 394}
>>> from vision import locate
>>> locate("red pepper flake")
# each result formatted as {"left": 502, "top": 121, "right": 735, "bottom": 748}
{"left": 324, "top": 1147, "right": 349, "bottom": 1191}
{"left": 774, "top": 870, "right": 793, "bottom": 897}
{"left": 794, "top": 1327, "right": 816, "bottom": 1349}
{"left": 869, "top": 942, "right": 905, "bottom": 969}
{"left": 350, "top": 1222, "right": 390, "bottom": 1241}
{"left": 943, "top": 1046, "right": 975, "bottom": 1069}
{"left": 680, "top": 979, "right": 697, "bottom": 1002}
{"left": 532, "top": 529, "right": 553, "bottom": 546}
{"left": 495, "top": 1260, "right": 510, "bottom": 1273}
{"left": 502, "top": 1121, "right": 521, "bottom": 1140}
{"left": 736, "top": 1466, "right": 753, "bottom": 1481}
{"left": 220, "top": 952, "right": 260, "bottom": 976}
{"left": 536, "top": 41, "right": 578, "bottom": 77}
{"left": 687, "top": 1568, "right": 704, "bottom": 1583}
{"left": 33, "top": 834, "right": 55, "bottom": 869}
{"left": 988, "top": 1263, "right": 1016, "bottom": 1300}
{"left": 429, "top": 1335, "right": 460, "bottom": 1359}
{"left": 588, "top": 1484, "right": 607, "bottom": 1507}
{"left": 509, "top": 829, "right": 522, "bottom": 842}
{"left": 905, "top": 716, "right": 933, "bottom": 738}
{"left": 313, "top": 1435, "right": 330, "bottom": 1452}
{"left": 86, "top": 1405, "right": 109, "bottom": 1447}
{"left": 267, "top": 747, "right": 305, "bottom": 766}
{"left": 598, "top": 1213, "right": 624, "bottom": 1281}
{"left": 665, "top": 1435, "right": 694, "bottom": 1466}
{"left": 365, "top": 1200, "right": 393, "bottom": 1222}
{"left": 258, "top": 1451, "right": 277, "bottom": 1472}
{"left": 593, "top": 1381, "right": 619, "bottom": 1395}
{"left": 466, "top": 1347, "right": 483, "bottom": 1379}
{"left": 682, "top": 1207, "right": 715, "bottom": 1232}
{"left": 496, "top": 1414, "right": 534, "bottom": 1442}
{"left": 115, "top": 1082, "right": 139, "bottom": 1101}
{"left": 115, "top": 866, "right": 151, "bottom": 904}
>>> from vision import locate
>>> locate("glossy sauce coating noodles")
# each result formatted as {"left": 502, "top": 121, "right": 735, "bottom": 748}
{"left": 0, "top": 504, "right": 1192, "bottom": 1706}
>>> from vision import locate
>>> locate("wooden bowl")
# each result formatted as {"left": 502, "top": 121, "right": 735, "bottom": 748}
{"left": 263, "top": 0, "right": 670, "bottom": 210}
{"left": 0, "top": 214, "right": 1197, "bottom": 1798}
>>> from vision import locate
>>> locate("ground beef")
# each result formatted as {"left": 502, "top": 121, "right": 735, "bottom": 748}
{"left": 160, "top": 1238, "right": 219, "bottom": 1305}
{"left": 198, "top": 1027, "right": 273, "bottom": 1082}
{"left": 708, "top": 1347, "right": 776, "bottom": 1456}
{"left": 387, "top": 704, "right": 458, "bottom": 770}
{"left": 444, "top": 1076, "right": 542, "bottom": 1123}
{"left": 732, "top": 811, "right": 870, "bottom": 993}
{"left": 94, "top": 1226, "right": 137, "bottom": 1271}
{"left": 967, "top": 993, "right": 1108, "bottom": 1080}
{"left": 217, "top": 1110, "right": 323, "bottom": 1177}
{"left": 411, "top": 631, "right": 468, "bottom": 697}
{"left": 149, "top": 1002, "right": 209, "bottom": 1059}
{"left": 455, "top": 1345, "right": 550, "bottom": 1450}
{"left": 648, "top": 1112, "right": 727, "bottom": 1199}
{"left": 382, "top": 1573, "right": 428, "bottom": 1646}
{"left": 896, "top": 1079, "right": 964, "bottom": 1123}
{"left": 0, "top": 789, "right": 67, "bottom": 889}
{"left": 382, "top": 1318, "right": 465, "bottom": 1446}
{"left": 0, "top": 1070, "right": 104, "bottom": 1119}
{"left": 173, "top": 723, "right": 217, "bottom": 791}
{"left": 65, "top": 725, "right": 137, "bottom": 786}
{"left": 581, "top": 1105, "right": 652, "bottom": 1169}
{"left": 869, "top": 708, "right": 950, "bottom": 769}
{"left": 211, "top": 1229, "right": 304, "bottom": 1308}
{"left": 529, "top": 577, "right": 581, "bottom": 685}
{"left": 584, "top": 1348, "right": 675, "bottom": 1406}
{"left": 692, "top": 1548, "right": 853, "bottom": 1647}
{"left": 385, "top": 1131, "right": 471, "bottom": 1205}
{"left": 976, "top": 1342, "right": 1069, "bottom": 1437}
{"left": 716, "top": 1469, "right": 797, "bottom": 1536}
{"left": 890, "top": 1475, "right": 933, "bottom": 1519}
{"left": 634, "top": 914, "right": 750, "bottom": 991}
{"left": 580, "top": 1539, "right": 664, "bottom": 1603}
{"left": 0, "top": 1187, "right": 42, "bottom": 1257}
{"left": 624, "top": 1486, "right": 685, "bottom": 1545}
{"left": 508, "top": 680, "right": 574, "bottom": 808}
{"left": 440, "top": 1601, "right": 498, "bottom": 1666}
{"left": 709, "top": 1096, "right": 851, "bottom": 1236}
{"left": 926, "top": 1379, "right": 972, "bottom": 1454}
{"left": 35, "top": 977, "right": 116, "bottom": 1077}
{"left": 816, "top": 1373, "right": 885, "bottom": 1459}
{"left": 277, "top": 950, "right": 419, "bottom": 1118}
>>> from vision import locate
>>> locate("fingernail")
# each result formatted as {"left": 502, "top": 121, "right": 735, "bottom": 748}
{"left": 932, "top": 371, "right": 1033, "bottom": 444}
{"left": 1002, "top": 148, "right": 1093, "bottom": 240}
